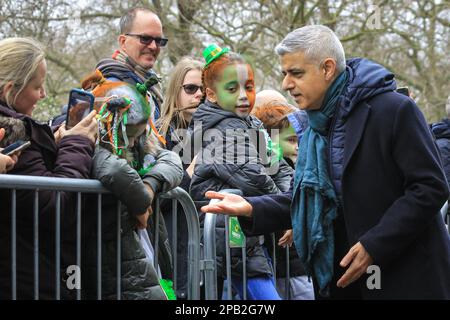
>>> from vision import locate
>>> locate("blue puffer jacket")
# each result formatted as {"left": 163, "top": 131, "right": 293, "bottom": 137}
{"left": 431, "top": 119, "right": 450, "bottom": 187}
{"left": 328, "top": 58, "right": 397, "bottom": 202}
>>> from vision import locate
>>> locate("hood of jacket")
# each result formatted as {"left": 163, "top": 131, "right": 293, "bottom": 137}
{"left": 287, "top": 110, "right": 309, "bottom": 139}
{"left": 431, "top": 119, "right": 450, "bottom": 140}
{"left": 340, "top": 58, "right": 397, "bottom": 119}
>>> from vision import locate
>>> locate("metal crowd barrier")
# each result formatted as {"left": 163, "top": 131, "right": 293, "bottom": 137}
{"left": 0, "top": 174, "right": 201, "bottom": 300}
{"left": 203, "top": 189, "right": 294, "bottom": 300}
{"left": 157, "top": 188, "right": 201, "bottom": 300}
{"left": 203, "top": 189, "right": 246, "bottom": 300}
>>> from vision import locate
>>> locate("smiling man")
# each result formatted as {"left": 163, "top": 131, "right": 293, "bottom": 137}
{"left": 96, "top": 7, "right": 167, "bottom": 121}
{"left": 202, "top": 25, "right": 450, "bottom": 300}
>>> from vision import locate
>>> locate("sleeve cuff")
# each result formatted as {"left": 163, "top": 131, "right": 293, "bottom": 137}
{"left": 143, "top": 177, "right": 161, "bottom": 194}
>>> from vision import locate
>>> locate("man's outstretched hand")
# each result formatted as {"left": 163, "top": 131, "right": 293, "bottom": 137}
{"left": 201, "top": 191, "right": 253, "bottom": 218}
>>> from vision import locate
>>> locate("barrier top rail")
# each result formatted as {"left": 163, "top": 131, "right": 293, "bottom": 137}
{"left": 0, "top": 174, "right": 111, "bottom": 193}
{"left": 0, "top": 174, "right": 202, "bottom": 300}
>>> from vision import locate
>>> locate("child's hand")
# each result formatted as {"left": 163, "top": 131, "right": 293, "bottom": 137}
{"left": 136, "top": 208, "right": 152, "bottom": 229}
{"left": 0, "top": 153, "right": 16, "bottom": 173}
{"left": 278, "top": 229, "right": 293, "bottom": 247}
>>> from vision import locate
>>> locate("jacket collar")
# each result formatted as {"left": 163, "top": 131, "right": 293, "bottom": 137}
{"left": 342, "top": 100, "right": 371, "bottom": 174}
{"left": 0, "top": 102, "right": 57, "bottom": 155}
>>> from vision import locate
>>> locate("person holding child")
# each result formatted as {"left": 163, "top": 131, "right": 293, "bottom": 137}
{"left": 80, "top": 71, "right": 183, "bottom": 300}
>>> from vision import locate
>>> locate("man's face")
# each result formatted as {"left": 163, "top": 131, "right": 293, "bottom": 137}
{"left": 280, "top": 51, "right": 333, "bottom": 111}
{"left": 210, "top": 63, "right": 256, "bottom": 118}
{"left": 119, "top": 11, "right": 163, "bottom": 70}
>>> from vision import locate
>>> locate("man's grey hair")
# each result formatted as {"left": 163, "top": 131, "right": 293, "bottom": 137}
{"left": 119, "top": 7, "right": 157, "bottom": 34}
{"left": 275, "top": 25, "right": 346, "bottom": 73}
{"left": 446, "top": 95, "right": 450, "bottom": 117}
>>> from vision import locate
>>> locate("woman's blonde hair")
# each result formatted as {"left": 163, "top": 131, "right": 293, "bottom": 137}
{"left": 158, "top": 56, "right": 203, "bottom": 136}
{"left": 0, "top": 37, "right": 45, "bottom": 107}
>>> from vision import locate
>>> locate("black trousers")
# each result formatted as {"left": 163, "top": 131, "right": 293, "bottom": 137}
{"left": 315, "top": 215, "right": 363, "bottom": 300}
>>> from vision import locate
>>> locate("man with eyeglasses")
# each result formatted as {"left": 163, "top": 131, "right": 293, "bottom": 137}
{"left": 96, "top": 7, "right": 168, "bottom": 121}
{"left": 92, "top": 7, "right": 184, "bottom": 299}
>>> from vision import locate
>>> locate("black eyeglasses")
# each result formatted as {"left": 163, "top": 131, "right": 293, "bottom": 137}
{"left": 125, "top": 33, "right": 168, "bottom": 47}
{"left": 182, "top": 84, "right": 203, "bottom": 95}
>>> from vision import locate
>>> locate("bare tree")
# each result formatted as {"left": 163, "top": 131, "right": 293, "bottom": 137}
{"left": 1, "top": 0, "right": 448, "bottom": 122}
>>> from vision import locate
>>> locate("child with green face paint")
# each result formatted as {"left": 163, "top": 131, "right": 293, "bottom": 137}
{"left": 252, "top": 100, "right": 299, "bottom": 168}
{"left": 202, "top": 45, "right": 256, "bottom": 118}
{"left": 190, "top": 45, "right": 294, "bottom": 300}
{"left": 252, "top": 99, "right": 314, "bottom": 300}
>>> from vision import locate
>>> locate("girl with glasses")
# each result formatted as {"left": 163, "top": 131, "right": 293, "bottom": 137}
{"left": 157, "top": 56, "right": 203, "bottom": 299}
{"left": 158, "top": 57, "right": 203, "bottom": 144}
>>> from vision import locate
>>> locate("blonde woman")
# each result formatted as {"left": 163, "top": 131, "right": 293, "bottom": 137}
{"left": 0, "top": 37, "right": 97, "bottom": 299}
{"left": 158, "top": 56, "right": 203, "bottom": 151}
{"left": 157, "top": 56, "right": 203, "bottom": 299}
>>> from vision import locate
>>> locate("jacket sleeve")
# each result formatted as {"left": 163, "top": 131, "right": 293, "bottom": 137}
{"left": 359, "top": 98, "right": 449, "bottom": 266}
{"left": 14, "top": 135, "right": 94, "bottom": 179}
{"left": 270, "top": 158, "right": 294, "bottom": 192}
{"left": 238, "top": 179, "right": 294, "bottom": 236}
{"left": 11, "top": 134, "right": 95, "bottom": 227}
{"left": 92, "top": 147, "right": 151, "bottom": 216}
{"left": 142, "top": 148, "right": 183, "bottom": 194}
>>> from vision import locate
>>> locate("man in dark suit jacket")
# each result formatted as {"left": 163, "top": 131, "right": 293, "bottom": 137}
{"left": 201, "top": 25, "right": 450, "bottom": 299}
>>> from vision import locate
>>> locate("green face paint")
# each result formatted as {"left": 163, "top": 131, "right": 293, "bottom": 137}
{"left": 277, "top": 125, "right": 298, "bottom": 164}
{"left": 214, "top": 63, "right": 255, "bottom": 118}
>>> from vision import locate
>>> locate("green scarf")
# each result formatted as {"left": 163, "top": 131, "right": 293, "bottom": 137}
{"left": 291, "top": 70, "right": 348, "bottom": 297}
